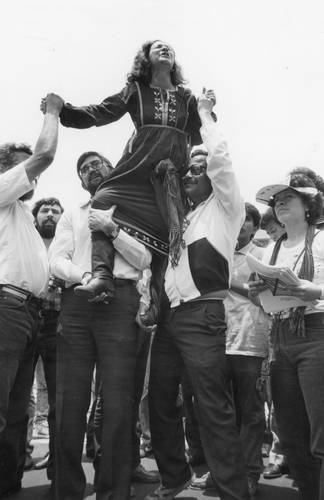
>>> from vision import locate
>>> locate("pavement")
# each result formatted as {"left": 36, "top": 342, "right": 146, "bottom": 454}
{"left": 11, "top": 439, "right": 299, "bottom": 500}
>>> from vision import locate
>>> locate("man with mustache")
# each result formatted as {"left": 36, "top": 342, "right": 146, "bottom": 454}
{"left": 49, "top": 151, "right": 155, "bottom": 500}
{"left": 23, "top": 198, "right": 64, "bottom": 478}
{"left": 0, "top": 93, "right": 64, "bottom": 498}
{"left": 146, "top": 92, "right": 249, "bottom": 500}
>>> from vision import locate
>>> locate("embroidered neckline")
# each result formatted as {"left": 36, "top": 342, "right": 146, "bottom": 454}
{"left": 149, "top": 84, "right": 178, "bottom": 92}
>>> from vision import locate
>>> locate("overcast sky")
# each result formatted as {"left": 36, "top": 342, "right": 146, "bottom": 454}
{"left": 2, "top": 0, "right": 324, "bottom": 211}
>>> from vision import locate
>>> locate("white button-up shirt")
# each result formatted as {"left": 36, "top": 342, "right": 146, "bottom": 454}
{"left": 49, "top": 201, "right": 152, "bottom": 288}
{"left": 0, "top": 163, "right": 49, "bottom": 297}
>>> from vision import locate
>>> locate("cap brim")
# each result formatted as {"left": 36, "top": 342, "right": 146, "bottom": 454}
{"left": 256, "top": 184, "right": 290, "bottom": 205}
{"left": 256, "top": 184, "right": 318, "bottom": 205}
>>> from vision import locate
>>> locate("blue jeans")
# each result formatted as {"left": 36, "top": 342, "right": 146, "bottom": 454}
{"left": 149, "top": 300, "right": 249, "bottom": 500}
{"left": 55, "top": 283, "right": 139, "bottom": 500}
{"left": 271, "top": 314, "right": 324, "bottom": 500}
{"left": 0, "top": 293, "right": 40, "bottom": 493}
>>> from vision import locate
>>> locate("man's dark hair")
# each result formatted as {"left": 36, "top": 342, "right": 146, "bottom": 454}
{"left": 0, "top": 142, "right": 33, "bottom": 173}
{"left": 127, "top": 40, "right": 186, "bottom": 87}
{"left": 245, "top": 202, "right": 261, "bottom": 228}
{"left": 76, "top": 151, "right": 113, "bottom": 178}
{"left": 190, "top": 148, "right": 208, "bottom": 159}
{"left": 260, "top": 207, "right": 277, "bottom": 230}
{"left": 32, "top": 197, "right": 64, "bottom": 219}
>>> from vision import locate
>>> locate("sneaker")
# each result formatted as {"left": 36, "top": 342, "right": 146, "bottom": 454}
{"left": 144, "top": 480, "right": 191, "bottom": 500}
{"left": 190, "top": 472, "right": 218, "bottom": 491}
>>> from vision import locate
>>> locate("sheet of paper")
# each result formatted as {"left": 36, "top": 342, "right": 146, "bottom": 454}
{"left": 258, "top": 289, "right": 313, "bottom": 313}
{"left": 246, "top": 252, "right": 316, "bottom": 313}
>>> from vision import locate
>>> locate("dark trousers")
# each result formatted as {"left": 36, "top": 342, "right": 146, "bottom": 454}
{"left": 33, "top": 313, "right": 58, "bottom": 479}
{"left": 271, "top": 315, "right": 324, "bottom": 500}
{"left": 92, "top": 326, "right": 152, "bottom": 486}
{"left": 181, "top": 369, "right": 204, "bottom": 459}
{"left": 0, "top": 293, "right": 40, "bottom": 493}
{"left": 149, "top": 300, "right": 249, "bottom": 500}
{"left": 226, "top": 355, "right": 265, "bottom": 481}
{"left": 55, "top": 283, "right": 139, "bottom": 500}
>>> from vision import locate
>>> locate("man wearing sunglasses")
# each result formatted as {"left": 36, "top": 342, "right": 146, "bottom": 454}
{"left": 146, "top": 92, "right": 250, "bottom": 500}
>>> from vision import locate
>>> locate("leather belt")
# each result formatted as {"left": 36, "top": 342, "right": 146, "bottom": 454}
{"left": 0, "top": 284, "right": 43, "bottom": 309}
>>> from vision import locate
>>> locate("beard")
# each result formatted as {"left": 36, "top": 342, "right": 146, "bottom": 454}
{"left": 87, "top": 172, "right": 104, "bottom": 194}
{"left": 36, "top": 221, "right": 57, "bottom": 239}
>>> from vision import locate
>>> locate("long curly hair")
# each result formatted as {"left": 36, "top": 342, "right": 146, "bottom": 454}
{"left": 127, "top": 40, "right": 186, "bottom": 87}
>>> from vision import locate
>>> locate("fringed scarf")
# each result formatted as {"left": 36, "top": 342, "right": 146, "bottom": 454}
{"left": 270, "top": 224, "right": 316, "bottom": 342}
{"left": 153, "top": 159, "right": 187, "bottom": 268}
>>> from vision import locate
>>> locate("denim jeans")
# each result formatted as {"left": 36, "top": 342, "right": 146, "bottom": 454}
{"left": 0, "top": 293, "right": 40, "bottom": 493}
{"left": 226, "top": 355, "right": 265, "bottom": 481}
{"left": 271, "top": 314, "right": 324, "bottom": 500}
{"left": 149, "top": 300, "right": 249, "bottom": 500}
{"left": 55, "top": 283, "right": 139, "bottom": 500}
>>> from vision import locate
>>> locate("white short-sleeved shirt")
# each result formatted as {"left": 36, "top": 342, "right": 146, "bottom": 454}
{"left": 262, "top": 230, "right": 324, "bottom": 315}
{"left": 0, "top": 162, "right": 49, "bottom": 297}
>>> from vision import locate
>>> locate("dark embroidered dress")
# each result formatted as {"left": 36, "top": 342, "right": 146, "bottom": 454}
{"left": 60, "top": 82, "right": 202, "bottom": 255}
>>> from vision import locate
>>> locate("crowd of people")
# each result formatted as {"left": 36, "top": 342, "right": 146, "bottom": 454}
{"left": 1, "top": 39, "right": 324, "bottom": 500}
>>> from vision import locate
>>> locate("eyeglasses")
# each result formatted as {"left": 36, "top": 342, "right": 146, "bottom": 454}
{"left": 79, "top": 159, "right": 103, "bottom": 176}
{"left": 189, "top": 164, "right": 207, "bottom": 175}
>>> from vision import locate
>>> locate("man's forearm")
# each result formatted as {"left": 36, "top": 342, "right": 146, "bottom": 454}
{"left": 25, "top": 112, "right": 59, "bottom": 182}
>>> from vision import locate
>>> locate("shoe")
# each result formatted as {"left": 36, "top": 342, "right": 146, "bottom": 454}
{"left": 140, "top": 440, "right": 153, "bottom": 458}
{"left": 74, "top": 278, "right": 115, "bottom": 300}
{"left": 263, "top": 463, "right": 283, "bottom": 479}
{"left": 247, "top": 477, "right": 258, "bottom": 500}
{"left": 24, "top": 454, "right": 34, "bottom": 470}
{"left": 0, "top": 482, "right": 22, "bottom": 498}
{"left": 132, "top": 464, "right": 160, "bottom": 483}
{"left": 190, "top": 472, "right": 217, "bottom": 491}
{"left": 34, "top": 451, "right": 49, "bottom": 470}
{"left": 144, "top": 480, "right": 191, "bottom": 500}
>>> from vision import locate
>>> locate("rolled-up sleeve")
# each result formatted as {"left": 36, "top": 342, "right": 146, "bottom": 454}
{"left": 0, "top": 163, "right": 33, "bottom": 207}
{"left": 49, "top": 212, "right": 87, "bottom": 284}
{"left": 113, "top": 230, "right": 152, "bottom": 271}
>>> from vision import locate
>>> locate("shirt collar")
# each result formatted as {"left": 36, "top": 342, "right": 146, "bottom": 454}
{"left": 235, "top": 240, "right": 254, "bottom": 256}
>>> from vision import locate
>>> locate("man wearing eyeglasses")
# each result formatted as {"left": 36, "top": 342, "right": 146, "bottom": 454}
{"left": 49, "top": 151, "right": 155, "bottom": 500}
{"left": 146, "top": 93, "right": 250, "bottom": 500}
